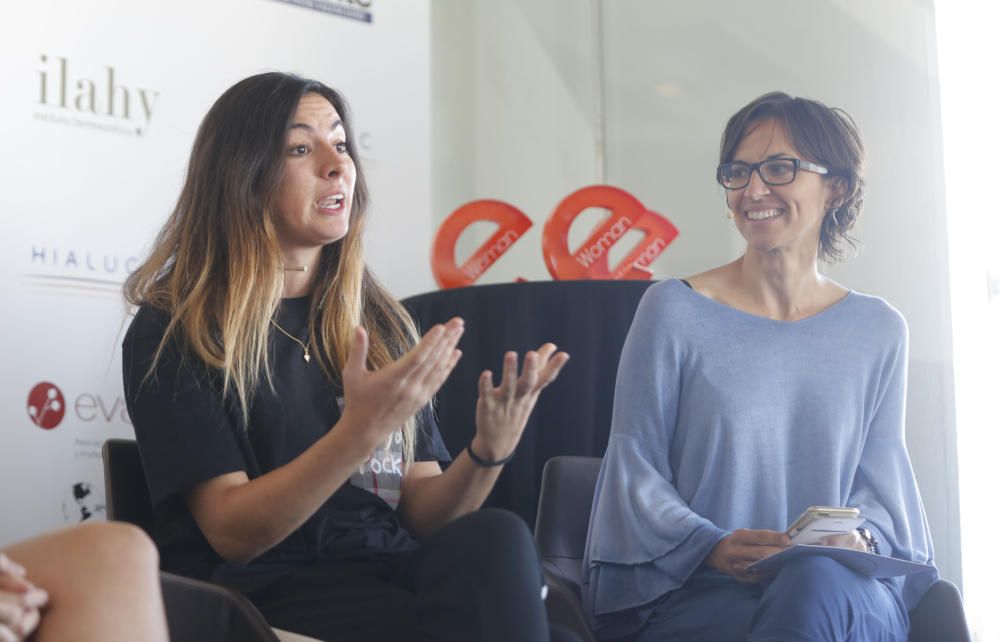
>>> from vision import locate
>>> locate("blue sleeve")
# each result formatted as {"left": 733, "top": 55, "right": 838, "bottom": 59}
{"left": 582, "top": 283, "right": 727, "bottom": 632}
{"left": 846, "top": 314, "right": 938, "bottom": 608}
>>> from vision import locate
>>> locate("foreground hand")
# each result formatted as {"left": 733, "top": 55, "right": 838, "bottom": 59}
{"left": 341, "top": 318, "right": 464, "bottom": 448}
{"left": 706, "top": 529, "right": 791, "bottom": 583}
{"left": 0, "top": 553, "right": 48, "bottom": 642}
{"left": 471, "top": 343, "right": 570, "bottom": 460}
{"left": 819, "top": 531, "right": 867, "bottom": 552}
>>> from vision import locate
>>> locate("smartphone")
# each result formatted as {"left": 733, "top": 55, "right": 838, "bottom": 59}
{"left": 786, "top": 506, "right": 863, "bottom": 545}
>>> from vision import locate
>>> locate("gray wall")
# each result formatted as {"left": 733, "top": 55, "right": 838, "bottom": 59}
{"left": 432, "top": 0, "right": 961, "bottom": 586}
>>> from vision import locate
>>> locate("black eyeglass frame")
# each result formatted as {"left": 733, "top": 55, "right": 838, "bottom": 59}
{"left": 716, "top": 158, "right": 831, "bottom": 190}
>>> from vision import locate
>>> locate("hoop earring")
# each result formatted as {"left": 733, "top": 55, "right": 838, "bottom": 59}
{"left": 828, "top": 207, "right": 842, "bottom": 227}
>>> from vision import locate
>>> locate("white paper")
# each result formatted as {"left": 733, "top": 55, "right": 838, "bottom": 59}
{"left": 746, "top": 545, "right": 935, "bottom": 578}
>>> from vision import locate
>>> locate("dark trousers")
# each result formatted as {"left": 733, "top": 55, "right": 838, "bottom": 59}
{"left": 243, "top": 509, "right": 579, "bottom": 642}
{"left": 618, "top": 557, "right": 908, "bottom": 642}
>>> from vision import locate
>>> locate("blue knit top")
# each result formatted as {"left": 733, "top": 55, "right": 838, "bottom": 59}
{"left": 582, "top": 279, "right": 937, "bottom": 637}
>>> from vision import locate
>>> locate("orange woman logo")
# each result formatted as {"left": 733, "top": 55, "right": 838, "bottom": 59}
{"left": 431, "top": 185, "right": 678, "bottom": 288}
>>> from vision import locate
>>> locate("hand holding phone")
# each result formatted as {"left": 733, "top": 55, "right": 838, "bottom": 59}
{"left": 786, "top": 506, "right": 863, "bottom": 545}
{"left": 706, "top": 528, "right": 790, "bottom": 582}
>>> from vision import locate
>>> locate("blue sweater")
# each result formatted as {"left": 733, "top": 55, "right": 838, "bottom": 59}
{"left": 582, "top": 279, "right": 937, "bottom": 636}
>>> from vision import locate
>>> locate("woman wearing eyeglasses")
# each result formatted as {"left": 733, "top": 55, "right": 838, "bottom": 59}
{"left": 583, "top": 92, "right": 936, "bottom": 641}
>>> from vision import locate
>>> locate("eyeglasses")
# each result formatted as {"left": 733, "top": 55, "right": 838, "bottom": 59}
{"left": 716, "top": 158, "right": 830, "bottom": 190}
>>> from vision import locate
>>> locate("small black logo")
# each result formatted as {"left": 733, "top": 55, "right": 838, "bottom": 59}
{"left": 62, "top": 482, "right": 107, "bottom": 523}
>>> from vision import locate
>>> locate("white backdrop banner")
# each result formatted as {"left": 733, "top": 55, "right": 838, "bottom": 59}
{"left": 0, "top": 0, "right": 432, "bottom": 545}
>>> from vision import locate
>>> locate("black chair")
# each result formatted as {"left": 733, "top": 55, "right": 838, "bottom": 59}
{"left": 403, "top": 280, "right": 654, "bottom": 529}
{"left": 534, "top": 456, "right": 601, "bottom": 642}
{"left": 158, "top": 573, "right": 280, "bottom": 642}
{"left": 407, "top": 280, "right": 656, "bottom": 636}
{"left": 534, "top": 456, "right": 972, "bottom": 642}
{"left": 102, "top": 438, "right": 156, "bottom": 533}
{"left": 102, "top": 438, "right": 318, "bottom": 642}
{"left": 908, "top": 580, "right": 972, "bottom": 642}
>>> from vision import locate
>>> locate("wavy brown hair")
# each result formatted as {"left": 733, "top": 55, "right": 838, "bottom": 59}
{"left": 125, "top": 72, "right": 419, "bottom": 462}
{"left": 720, "top": 92, "right": 866, "bottom": 263}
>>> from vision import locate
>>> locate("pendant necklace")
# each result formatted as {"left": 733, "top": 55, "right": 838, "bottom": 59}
{"left": 270, "top": 319, "right": 311, "bottom": 363}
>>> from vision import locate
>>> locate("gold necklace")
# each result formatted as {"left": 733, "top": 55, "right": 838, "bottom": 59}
{"left": 270, "top": 319, "right": 311, "bottom": 362}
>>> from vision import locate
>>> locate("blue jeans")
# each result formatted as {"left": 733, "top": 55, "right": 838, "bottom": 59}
{"left": 626, "top": 557, "right": 908, "bottom": 642}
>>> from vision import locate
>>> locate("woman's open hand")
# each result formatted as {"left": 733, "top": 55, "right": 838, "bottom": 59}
{"left": 341, "top": 318, "right": 464, "bottom": 449}
{"left": 0, "top": 553, "right": 47, "bottom": 642}
{"left": 706, "top": 529, "right": 791, "bottom": 583}
{"left": 470, "top": 344, "right": 570, "bottom": 461}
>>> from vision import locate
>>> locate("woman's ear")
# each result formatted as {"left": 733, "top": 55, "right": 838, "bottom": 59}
{"left": 826, "top": 176, "right": 848, "bottom": 209}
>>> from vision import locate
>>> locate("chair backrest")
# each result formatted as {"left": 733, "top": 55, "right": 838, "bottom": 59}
{"left": 404, "top": 280, "right": 651, "bottom": 528}
{"left": 534, "top": 455, "right": 602, "bottom": 589}
{"left": 102, "top": 438, "right": 156, "bottom": 535}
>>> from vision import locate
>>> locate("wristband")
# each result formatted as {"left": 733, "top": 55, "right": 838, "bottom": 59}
{"left": 466, "top": 441, "right": 515, "bottom": 467}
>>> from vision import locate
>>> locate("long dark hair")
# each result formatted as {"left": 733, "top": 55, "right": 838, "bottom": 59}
{"left": 125, "top": 72, "right": 419, "bottom": 459}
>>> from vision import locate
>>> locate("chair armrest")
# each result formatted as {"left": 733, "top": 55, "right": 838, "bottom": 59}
{"left": 907, "top": 579, "right": 971, "bottom": 642}
{"left": 543, "top": 567, "right": 596, "bottom": 642}
{"left": 160, "top": 572, "right": 280, "bottom": 642}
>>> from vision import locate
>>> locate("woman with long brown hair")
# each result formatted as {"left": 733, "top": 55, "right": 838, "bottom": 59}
{"left": 122, "top": 72, "right": 572, "bottom": 642}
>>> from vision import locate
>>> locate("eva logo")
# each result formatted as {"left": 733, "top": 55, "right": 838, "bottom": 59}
{"left": 25, "top": 381, "right": 130, "bottom": 430}
{"left": 27, "top": 382, "right": 66, "bottom": 430}
{"left": 431, "top": 185, "right": 679, "bottom": 288}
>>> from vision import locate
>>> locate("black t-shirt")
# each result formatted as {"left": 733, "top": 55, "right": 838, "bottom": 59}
{"left": 122, "top": 297, "right": 452, "bottom": 581}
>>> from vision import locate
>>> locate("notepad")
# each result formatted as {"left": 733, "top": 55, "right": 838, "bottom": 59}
{"left": 746, "top": 544, "right": 935, "bottom": 578}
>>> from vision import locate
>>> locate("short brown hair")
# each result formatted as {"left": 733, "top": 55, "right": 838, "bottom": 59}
{"left": 720, "top": 92, "right": 865, "bottom": 262}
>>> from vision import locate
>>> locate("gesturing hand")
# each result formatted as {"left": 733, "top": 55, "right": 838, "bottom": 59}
{"left": 471, "top": 344, "right": 570, "bottom": 461}
{"left": 706, "top": 529, "right": 791, "bottom": 583}
{"left": 0, "top": 553, "right": 47, "bottom": 642}
{"left": 340, "top": 318, "right": 464, "bottom": 449}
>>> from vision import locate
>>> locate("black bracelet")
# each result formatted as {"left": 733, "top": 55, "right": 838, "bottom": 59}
{"left": 466, "top": 441, "right": 515, "bottom": 467}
